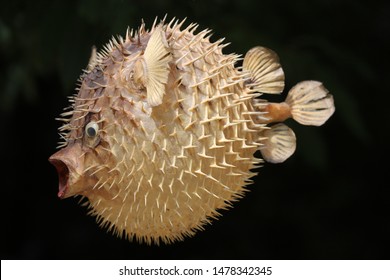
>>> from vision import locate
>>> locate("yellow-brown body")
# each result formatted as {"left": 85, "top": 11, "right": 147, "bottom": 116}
{"left": 49, "top": 18, "right": 334, "bottom": 244}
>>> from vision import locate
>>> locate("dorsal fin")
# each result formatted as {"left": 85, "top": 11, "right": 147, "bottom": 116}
{"left": 261, "top": 123, "right": 296, "bottom": 163}
{"left": 141, "top": 24, "right": 172, "bottom": 106}
{"left": 243, "top": 46, "right": 285, "bottom": 94}
{"left": 286, "top": 80, "right": 335, "bottom": 126}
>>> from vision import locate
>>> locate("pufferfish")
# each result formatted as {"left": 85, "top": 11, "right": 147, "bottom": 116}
{"left": 49, "top": 18, "right": 335, "bottom": 244}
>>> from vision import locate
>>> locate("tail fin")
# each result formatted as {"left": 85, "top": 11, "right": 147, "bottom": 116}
{"left": 261, "top": 123, "right": 296, "bottom": 163}
{"left": 243, "top": 46, "right": 285, "bottom": 94}
{"left": 286, "top": 80, "right": 335, "bottom": 126}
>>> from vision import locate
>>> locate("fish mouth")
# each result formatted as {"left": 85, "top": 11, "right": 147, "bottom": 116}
{"left": 49, "top": 142, "right": 87, "bottom": 199}
{"left": 49, "top": 158, "right": 70, "bottom": 199}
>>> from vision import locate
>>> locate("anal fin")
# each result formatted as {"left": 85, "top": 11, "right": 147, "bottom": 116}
{"left": 261, "top": 123, "right": 296, "bottom": 163}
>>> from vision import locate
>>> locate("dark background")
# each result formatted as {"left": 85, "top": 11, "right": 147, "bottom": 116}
{"left": 1, "top": 0, "right": 389, "bottom": 259}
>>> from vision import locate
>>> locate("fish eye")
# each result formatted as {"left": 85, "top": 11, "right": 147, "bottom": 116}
{"left": 85, "top": 121, "right": 99, "bottom": 138}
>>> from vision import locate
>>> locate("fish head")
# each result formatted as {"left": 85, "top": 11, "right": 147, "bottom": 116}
{"left": 49, "top": 87, "right": 113, "bottom": 199}
{"left": 48, "top": 37, "right": 158, "bottom": 202}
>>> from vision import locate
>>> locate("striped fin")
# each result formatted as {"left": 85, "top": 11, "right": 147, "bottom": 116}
{"left": 135, "top": 25, "right": 172, "bottom": 107}
{"left": 243, "top": 46, "right": 285, "bottom": 94}
{"left": 286, "top": 81, "right": 335, "bottom": 126}
{"left": 261, "top": 123, "right": 296, "bottom": 163}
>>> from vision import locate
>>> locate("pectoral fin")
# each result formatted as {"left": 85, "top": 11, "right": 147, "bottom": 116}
{"left": 135, "top": 25, "right": 172, "bottom": 106}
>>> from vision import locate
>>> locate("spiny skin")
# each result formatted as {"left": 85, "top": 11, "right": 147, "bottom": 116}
{"left": 49, "top": 18, "right": 334, "bottom": 244}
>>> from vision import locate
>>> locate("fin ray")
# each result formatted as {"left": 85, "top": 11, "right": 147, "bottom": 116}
{"left": 143, "top": 25, "right": 172, "bottom": 106}
{"left": 261, "top": 123, "right": 296, "bottom": 163}
{"left": 286, "top": 80, "right": 335, "bottom": 126}
{"left": 243, "top": 46, "right": 285, "bottom": 94}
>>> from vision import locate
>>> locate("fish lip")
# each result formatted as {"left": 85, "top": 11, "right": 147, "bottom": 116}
{"left": 49, "top": 157, "right": 70, "bottom": 199}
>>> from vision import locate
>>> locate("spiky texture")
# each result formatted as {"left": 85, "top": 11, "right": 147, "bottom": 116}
{"left": 51, "top": 15, "right": 340, "bottom": 244}
{"left": 53, "top": 18, "right": 267, "bottom": 244}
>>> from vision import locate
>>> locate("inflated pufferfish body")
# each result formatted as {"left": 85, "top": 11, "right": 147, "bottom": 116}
{"left": 49, "top": 18, "right": 335, "bottom": 244}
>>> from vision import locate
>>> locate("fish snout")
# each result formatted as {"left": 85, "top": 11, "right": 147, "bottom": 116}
{"left": 49, "top": 157, "right": 69, "bottom": 198}
{"left": 49, "top": 143, "right": 84, "bottom": 199}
